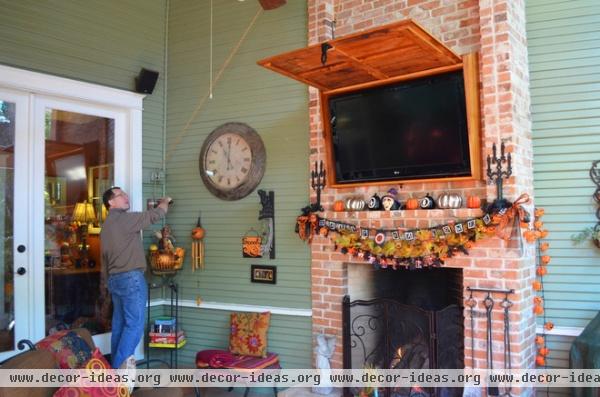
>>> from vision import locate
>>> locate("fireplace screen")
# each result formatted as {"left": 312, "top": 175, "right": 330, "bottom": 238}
{"left": 343, "top": 296, "right": 463, "bottom": 397}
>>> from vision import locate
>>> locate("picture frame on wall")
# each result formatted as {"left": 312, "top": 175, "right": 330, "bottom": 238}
{"left": 250, "top": 265, "right": 276, "bottom": 284}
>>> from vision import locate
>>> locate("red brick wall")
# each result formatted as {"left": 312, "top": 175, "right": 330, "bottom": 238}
{"left": 306, "top": 1, "right": 535, "bottom": 392}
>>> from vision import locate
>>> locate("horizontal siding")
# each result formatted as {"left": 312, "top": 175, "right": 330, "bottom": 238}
{"left": 0, "top": 0, "right": 167, "bottom": 187}
{"left": 165, "top": 0, "right": 311, "bottom": 369}
{"left": 527, "top": 0, "right": 600, "bottom": 343}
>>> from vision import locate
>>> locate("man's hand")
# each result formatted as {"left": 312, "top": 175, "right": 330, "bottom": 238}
{"left": 157, "top": 196, "right": 172, "bottom": 212}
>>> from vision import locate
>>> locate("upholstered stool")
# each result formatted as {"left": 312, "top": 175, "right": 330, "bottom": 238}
{"left": 196, "top": 349, "right": 280, "bottom": 397}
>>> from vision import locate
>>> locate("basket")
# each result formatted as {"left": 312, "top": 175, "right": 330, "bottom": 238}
{"left": 149, "top": 248, "right": 185, "bottom": 274}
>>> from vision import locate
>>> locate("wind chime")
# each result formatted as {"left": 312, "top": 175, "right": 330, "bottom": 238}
{"left": 191, "top": 213, "right": 205, "bottom": 271}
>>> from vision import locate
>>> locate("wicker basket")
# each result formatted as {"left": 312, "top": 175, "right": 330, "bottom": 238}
{"left": 149, "top": 249, "right": 185, "bottom": 274}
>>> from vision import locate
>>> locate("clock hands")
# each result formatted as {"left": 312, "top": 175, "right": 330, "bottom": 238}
{"left": 226, "top": 140, "right": 233, "bottom": 171}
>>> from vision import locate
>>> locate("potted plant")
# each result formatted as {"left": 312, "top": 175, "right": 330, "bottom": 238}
{"left": 571, "top": 224, "right": 600, "bottom": 248}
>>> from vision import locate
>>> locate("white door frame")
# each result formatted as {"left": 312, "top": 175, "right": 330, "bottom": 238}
{"left": 0, "top": 64, "right": 145, "bottom": 357}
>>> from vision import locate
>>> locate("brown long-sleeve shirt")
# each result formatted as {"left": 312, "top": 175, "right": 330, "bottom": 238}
{"left": 100, "top": 207, "right": 165, "bottom": 275}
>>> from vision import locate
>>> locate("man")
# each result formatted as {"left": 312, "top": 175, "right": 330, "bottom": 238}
{"left": 100, "top": 186, "right": 170, "bottom": 368}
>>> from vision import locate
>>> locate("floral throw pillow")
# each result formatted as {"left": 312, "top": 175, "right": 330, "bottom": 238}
{"left": 36, "top": 330, "right": 92, "bottom": 369}
{"left": 53, "top": 348, "right": 130, "bottom": 397}
{"left": 229, "top": 311, "right": 270, "bottom": 358}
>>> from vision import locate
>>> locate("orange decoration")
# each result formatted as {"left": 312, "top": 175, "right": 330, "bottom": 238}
{"left": 540, "top": 242, "right": 550, "bottom": 251}
{"left": 544, "top": 321, "right": 554, "bottom": 331}
{"left": 535, "top": 208, "right": 545, "bottom": 217}
{"left": 540, "top": 229, "right": 549, "bottom": 238}
{"left": 532, "top": 281, "right": 542, "bottom": 291}
{"left": 533, "top": 296, "right": 543, "bottom": 305}
{"left": 534, "top": 221, "right": 543, "bottom": 229}
{"left": 466, "top": 195, "right": 481, "bottom": 209}
{"left": 541, "top": 255, "right": 551, "bottom": 265}
{"left": 536, "top": 266, "right": 548, "bottom": 276}
{"left": 536, "top": 355, "right": 546, "bottom": 366}
{"left": 520, "top": 221, "right": 530, "bottom": 229}
{"left": 535, "top": 336, "right": 545, "bottom": 345}
{"left": 319, "top": 227, "right": 329, "bottom": 237}
{"left": 191, "top": 227, "right": 205, "bottom": 240}
{"left": 405, "top": 198, "right": 419, "bottom": 210}
{"left": 333, "top": 200, "right": 345, "bottom": 212}
{"left": 538, "top": 347, "right": 550, "bottom": 357}
{"left": 524, "top": 230, "right": 537, "bottom": 243}
{"left": 533, "top": 305, "right": 544, "bottom": 315}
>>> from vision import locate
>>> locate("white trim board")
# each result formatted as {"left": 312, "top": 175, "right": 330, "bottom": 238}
{"left": 0, "top": 64, "right": 145, "bottom": 109}
{"left": 148, "top": 299, "right": 312, "bottom": 317}
{"left": 536, "top": 325, "right": 583, "bottom": 337}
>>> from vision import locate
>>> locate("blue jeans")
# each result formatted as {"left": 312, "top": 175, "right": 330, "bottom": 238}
{"left": 108, "top": 269, "right": 147, "bottom": 368}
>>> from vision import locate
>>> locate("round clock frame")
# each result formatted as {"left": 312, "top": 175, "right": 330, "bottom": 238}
{"left": 199, "top": 122, "right": 266, "bottom": 201}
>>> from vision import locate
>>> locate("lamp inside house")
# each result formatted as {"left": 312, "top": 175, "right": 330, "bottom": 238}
{"left": 72, "top": 202, "right": 96, "bottom": 266}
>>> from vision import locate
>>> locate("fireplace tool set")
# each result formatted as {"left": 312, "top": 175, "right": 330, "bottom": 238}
{"left": 466, "top": 286, "right": 514, "bottom": 397}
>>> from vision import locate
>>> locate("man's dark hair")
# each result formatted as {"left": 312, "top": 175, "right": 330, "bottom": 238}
{"left": 102, "top": 187, "right": 120, "bottom": 210}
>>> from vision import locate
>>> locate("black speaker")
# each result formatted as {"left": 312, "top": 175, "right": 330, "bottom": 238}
{"left": 135, "top": 68, "right": 159, "bottom": 94}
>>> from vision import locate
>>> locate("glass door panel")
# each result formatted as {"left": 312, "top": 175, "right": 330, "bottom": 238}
{"left": 0, "top": 90, "right": 30, "bottom": 361}
{"left": 44, "top": 108, "right": 114, "bottom": 336}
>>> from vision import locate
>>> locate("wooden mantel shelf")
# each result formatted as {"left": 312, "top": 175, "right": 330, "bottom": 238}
{"left": 257, "top": 19, "right": 462, "bottom": 92}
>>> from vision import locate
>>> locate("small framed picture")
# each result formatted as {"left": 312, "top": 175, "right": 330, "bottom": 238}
{"left": 251, "top": 265, "right": 276, "bottom": 284}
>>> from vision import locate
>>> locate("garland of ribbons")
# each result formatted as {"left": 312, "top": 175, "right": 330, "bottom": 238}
{"left": 296, "top": 194, "right": 533, "bottom": 269}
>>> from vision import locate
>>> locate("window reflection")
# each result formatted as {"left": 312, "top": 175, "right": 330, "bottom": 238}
{"left": 44, "top": 109, "right": 114, "bottom": 336}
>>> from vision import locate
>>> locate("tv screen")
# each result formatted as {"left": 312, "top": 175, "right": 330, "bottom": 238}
{"left": 328, "top": 71, "right": 471, "bottom": 184}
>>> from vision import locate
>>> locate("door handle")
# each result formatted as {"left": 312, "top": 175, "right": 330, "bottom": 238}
{"left": 16, "top": 267, "right": 26, "bottom": 276}
{"left": 17, "top": 245, "right": 26, "bottom": 253}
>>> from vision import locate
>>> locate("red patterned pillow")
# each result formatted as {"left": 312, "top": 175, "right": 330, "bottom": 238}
{"left": 229, "top": 311, "right": 270, "bottom": 358}
{"left": 36, "top": 330, "right": 92, "bottom": 369}
{"left": 53, "top": 348, "right": 130, "bottom": 397}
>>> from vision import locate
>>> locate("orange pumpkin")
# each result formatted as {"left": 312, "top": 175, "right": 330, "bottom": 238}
{"left": 156, "top": 252, "right": 173, "bottom": 269}
{"left": 538, "top": 347, "right": 550, "bottom": 356}
{"left": 333, "top": 200, "right": 345, "bottom": 212}
{"left": 537, "top": 266, "right": 547, "bottom": 276}
{"left": 544, "top": 321, "right": 554, "bottom": 331}
{"left": 405, "top": 198, "right": 419, "bottom": 210}
{"left": 466, "top": 195, "right": 481, "bottom": 209}
{"left": 535, "top": 335, "right": 545, "bottom": 345}
{"left": 536, "top": 355, "right": 546, "bottom": 366}
{"left": 533, "top": 305, "right": 544, "bottom": 315}
{"left": 532, "top": 280, "right": 542, "bottom": 291}
{"left": 191, "top": 227, "right": 205, "bottom": 240}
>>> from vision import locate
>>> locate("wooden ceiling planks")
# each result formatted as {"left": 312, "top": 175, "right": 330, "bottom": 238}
{"left": 257, "top": 19, "right": 462, "bottom": 92}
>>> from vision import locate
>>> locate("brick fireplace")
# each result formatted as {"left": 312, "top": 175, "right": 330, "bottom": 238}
{"left": 306, "top": 0, "right": 536, "bottom": 395}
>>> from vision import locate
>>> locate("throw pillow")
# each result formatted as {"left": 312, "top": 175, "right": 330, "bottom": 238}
{"left": 53, "top": 348, "right": 130, "bottom": 397}
{"left": 36, "top": 330, "right": 92, "bottom": 369}
{"left": 229, "top": 311, "right": 270, "bottom": 358}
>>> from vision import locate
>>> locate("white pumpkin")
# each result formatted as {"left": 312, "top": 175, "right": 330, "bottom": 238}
{"left": 436, "top": 192, "right": 462, "bottom": 209}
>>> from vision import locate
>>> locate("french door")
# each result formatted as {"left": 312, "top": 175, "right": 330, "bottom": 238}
{"left": 0, "top": 65, "right": 143, "bottom": 360}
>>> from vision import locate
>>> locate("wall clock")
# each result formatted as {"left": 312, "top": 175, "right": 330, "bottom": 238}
{"left": 199, "top": 122, "right": 266, "bottom": 201}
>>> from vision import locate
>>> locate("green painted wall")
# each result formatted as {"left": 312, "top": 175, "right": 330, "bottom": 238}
{"left": 165, "top": 0, "right": 311, "bottom": 368}
{"left": 527, "top": 1, "right": 600, "bottom": 394}
{"left": 0, "top": 0, "right": 168, "bottom": 214}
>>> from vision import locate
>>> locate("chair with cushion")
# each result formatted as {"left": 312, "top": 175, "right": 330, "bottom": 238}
{"left": 195, "top": 311, "right": 280, "bottom": 397}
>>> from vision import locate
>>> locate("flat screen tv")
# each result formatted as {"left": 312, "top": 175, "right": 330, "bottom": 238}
{"left": 325, "top": 70, "right": 479, "bottom": 186}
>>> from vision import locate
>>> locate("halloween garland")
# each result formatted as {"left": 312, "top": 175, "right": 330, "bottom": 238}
{"left": 296, "top": 194, "right": 533, "bottom": 269}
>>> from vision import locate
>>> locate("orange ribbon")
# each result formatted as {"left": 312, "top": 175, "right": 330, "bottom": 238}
{"left": 495, "top": 193, "right": 531, "bottom": 240}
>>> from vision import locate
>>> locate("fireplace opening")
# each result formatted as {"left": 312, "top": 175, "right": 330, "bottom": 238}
{"left": 343, "top": 267, "right": 464, "bottom": 397}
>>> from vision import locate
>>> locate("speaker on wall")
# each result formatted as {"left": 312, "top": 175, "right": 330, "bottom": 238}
{"left": 135, "top": 68, "right": 159, "bottom": 94}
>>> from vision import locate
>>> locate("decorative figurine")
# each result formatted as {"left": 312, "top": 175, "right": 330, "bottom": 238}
{"left": 381, "top": 195, "right": 400, "bottom": 211}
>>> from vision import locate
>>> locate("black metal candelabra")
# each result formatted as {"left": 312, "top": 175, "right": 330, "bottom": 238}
{"left": 311, "top": 160, "right": 326, "bottom": 212}
{"left": 487, "top": 142, "right": 512, "bottom": 205}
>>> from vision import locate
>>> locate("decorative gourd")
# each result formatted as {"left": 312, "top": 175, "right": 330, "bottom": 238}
{"left": 368, "top": 194, "right": 382, "bottom": 211}
{"left": 175, "top": 247, "right": 185, "bottom": 258}
{"left": 436, "top": 192, "right": 462, "bottom": 209}
{"left": 191, "top": 215, "right": 205, "bottom": 240}
{"left": 419, "top": 193, "right": 435, "bottom": 209}
{"left": 333, "top": 200, "right": 345, "bottom": 212}
{"left": 405, "top": 197, "right": 419, "bottom": 210}
{"left": 466, "top": 195, "right": 481, "bottom": 209}
{"left": 345, "top": 197, "right": 365, "bottom": 211}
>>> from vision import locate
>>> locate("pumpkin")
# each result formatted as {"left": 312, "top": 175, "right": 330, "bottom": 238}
{"left": 544, "top": 321, "right": 554, "bottom": 331}
{"left": 405, "top": 198, "right": 419, "bottom": 210}
{"left": 536, "top": 355, "right": 546, "bottom": 366}
{"left": 538, "top": 347, "right": 550, "bottom": 357}
{"left": 191, "top": 227, "right": 205, "bottom": 240}
{"left": 535, "top": 336, "right": 545, "bottom": 345}
{"left": 466, "top": 195, "right": 481, "bottom": 209}
{"left": 436, "top": 192, "right": 462, "bottom": 209}
{"left": 333, "top": 200, "right": 345, "bottom": 212}
{"left": 533, "top": 305, "right": 544, "bottom": 315}
{"left": 175, "top": 247, "right": 185, "bottom": 258}
{"left": 345, "top": 197, "right": 365, "bottom": 211}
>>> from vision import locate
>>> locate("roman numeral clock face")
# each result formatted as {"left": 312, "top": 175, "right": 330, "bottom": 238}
{"left": 199, "top": 123, "right": 266, "bottom": 201}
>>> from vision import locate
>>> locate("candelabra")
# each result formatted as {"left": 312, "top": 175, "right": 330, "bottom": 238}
{"left": 486, "top": 142, "right": 512, "bottom": 204}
